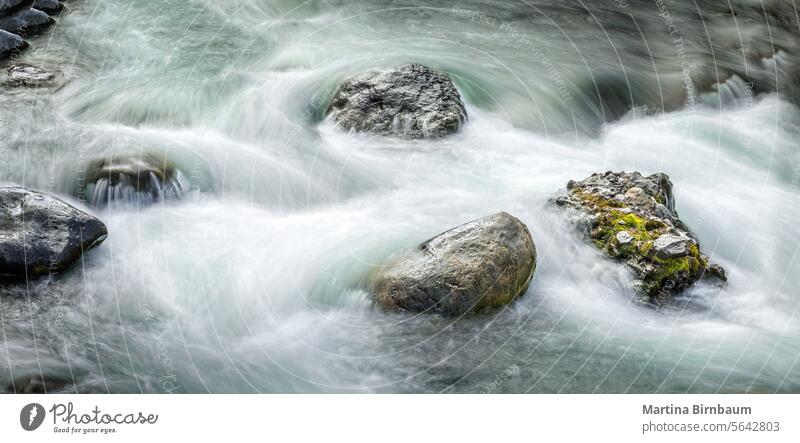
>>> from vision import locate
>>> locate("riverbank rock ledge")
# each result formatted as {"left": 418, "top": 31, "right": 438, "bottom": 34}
{"left": 0, "top": 187, "right": 107, "bottom": 280}
{"left": 554, "top": 171, "right": 726, "bottom": 304}
{"left": 373, "top": 212, "right": 536, "bottom": 316}
{"left": 326, "top": 63, "right": 467, "bottom": 139}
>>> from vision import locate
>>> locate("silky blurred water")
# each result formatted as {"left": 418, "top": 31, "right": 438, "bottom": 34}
{"left": 0, "top": 0, "right": 799, "bottom": 393}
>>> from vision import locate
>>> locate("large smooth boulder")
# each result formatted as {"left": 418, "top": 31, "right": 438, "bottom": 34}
{"left": 0, "top": 187, "right": 107, "bottom": 280}
{"left": 554, "top": 171, "right": 726, "bottom": 304}
{"left": 83, "top": 152, "right": 186, "bottom": 207}
{"left": 326, "top": 63, "right": 467, "bottom": 139}
{"left": 0, "top": 7, "right": 52, "bottom": 37}
{"left": 373, "top": 212, "right": 536, "bottom": 316}
{"left": 0, "top": 28, "right": 26, "bottom": 59}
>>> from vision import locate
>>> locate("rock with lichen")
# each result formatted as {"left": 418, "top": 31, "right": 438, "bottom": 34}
{"left": 554, "top": 171, "right": 726, "bottom": 304}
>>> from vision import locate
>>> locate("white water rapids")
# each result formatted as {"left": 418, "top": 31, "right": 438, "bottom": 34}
{"left": 0, "top": 0, "right": 799, "bottom": 393}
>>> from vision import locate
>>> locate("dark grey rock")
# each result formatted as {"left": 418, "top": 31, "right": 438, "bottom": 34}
{"left": 0, "top": 28, "right": 26, "bottom": 59}
{"left": 373, "top": 212, "right": 536, "bottom": 316}
{"left": 327, "top": 63, "right": 467, "bottom": 139}
{"left": 32, "top": 0, "right": 62, "bottom": 16}
{"left": 0, "top": 187, "right": 107, "bottom": 280}
{"left": 83, "top": 152, "right": 186, "bottom": 208}
{"left": 554, "top": 171, "right": 726, "bottom": 304}
{"left": 0, "top": 7, "right": 53, "bottom": 37}
{"left": 0, "top": 0, "right": 33, "bottom": 18}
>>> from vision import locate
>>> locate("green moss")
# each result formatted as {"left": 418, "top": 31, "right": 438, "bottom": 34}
{"left": 606, "top": 211, "right": 658, "bottom": 244}
{"left": 642, "top": 256, "right": 690, "bottom": 297}
{"left": 572, "top": 187, "right": 711, "bottom": 301}
{"left": 572, "top": 189, "right": 625, "bottom": 209}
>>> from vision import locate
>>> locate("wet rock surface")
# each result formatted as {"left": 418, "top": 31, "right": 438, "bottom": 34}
{"left": 83, "top": 152, "right": 186, "bottom": 207}
{"left": 0, "top": 0, "right": 34, "bottom": 16}
{"left": 0, "top": 7, "right": 53, "bottom": 37}
{"left": 0, "top": 0, "right": 62, "bottom": 61}
{"left": 326, "top": 63, "right": 467, "bottom": 139}
{"left": 0, "top": 28, "right": 26, "bottom": 58}
{"left": 32, "top": 0, "right": 63, "bottom": 16}
{"left": 554, "top": 171, "right": 726, "bottom": 304}
{"left": 0, "top": 187, "right": 107, "bottom": 280}
{"left": 373, "top": 212, "right": 536, "bottom": 316}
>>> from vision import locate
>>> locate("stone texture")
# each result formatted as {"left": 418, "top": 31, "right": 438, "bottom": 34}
{"left": 0, "top": 28, "right": 26, "bottom": 59}
{"left": 83, "top": 152, "right": 186, "bottom": 207}
{"left": 327, "top": 63, "right": 467, "bottom": 139}
{"left": 373, "top": 212, "right": 536, "bottom": 316}
{"left": 0, "top": 7, "right": 53, "bottom": 37}
{"left": 554, "top": 171, "right": 726, "bottom": 304}
{"left": 0, "top": 187, "right": 107, "bottom": 280}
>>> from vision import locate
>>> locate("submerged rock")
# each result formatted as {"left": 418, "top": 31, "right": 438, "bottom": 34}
{"left": 554, "top": 171, "right": 725, "bottom": 304}
{"left": 0, "top": 7, "right": 53, "bottom": 37}
{"left": 4, "top": 63, "right": 54, "bottom": 87}
{"left": 7, "top": 373, "right": 73, "bottom": 393}
{"left": 83, "top": 152, "right": 186, "bottom": 207}
{"left": 326, "top": 63, "right": 467, "bottom": 139}
{"left": 0, "top": 187, "right": 108, "bottom": 280}
{"left": 373, "top": 212, "right": 536, "bottom": 316}
{"left": 0, "top": 28, "right": 26, "bottom": 59}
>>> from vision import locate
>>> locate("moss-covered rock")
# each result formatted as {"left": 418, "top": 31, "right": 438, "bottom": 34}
{"left": 554, "top": 171, "right": 726, "bottom": 304}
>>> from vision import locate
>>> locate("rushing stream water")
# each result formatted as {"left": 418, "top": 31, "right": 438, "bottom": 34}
{"left": 1, "top": 0, "right": 799, "bottom": 393}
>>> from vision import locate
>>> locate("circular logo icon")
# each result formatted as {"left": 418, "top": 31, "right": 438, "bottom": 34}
{"left": 20, "top": 403, "right": 45, "bottom": 431}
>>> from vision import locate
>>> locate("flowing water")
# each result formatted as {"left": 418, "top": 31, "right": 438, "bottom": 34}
{"left": 1, "top": 0, "right": 799, "bottom": 393}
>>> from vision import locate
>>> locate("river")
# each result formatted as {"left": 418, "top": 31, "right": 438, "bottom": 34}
{"left": 1, "top": 0, "right": 799, "bottom": 393}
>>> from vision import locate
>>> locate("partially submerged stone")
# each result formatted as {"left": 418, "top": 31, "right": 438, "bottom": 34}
{"left": 373, "top": 212, "right": 536, "bottom": 316}
{"left": 0, "top": 187, "right": 107, "bottom": 280}
{"left": 326, "top": 63, "right": 467, "bottom": 139}
{"left": 4, "top": 63, "right": 55, "bottom": 87}
{"left": 555, "top": 171, "right": 725, "bottom": 304}
{"left": 83, "top": 152, "right": 187, "bottom": 207}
